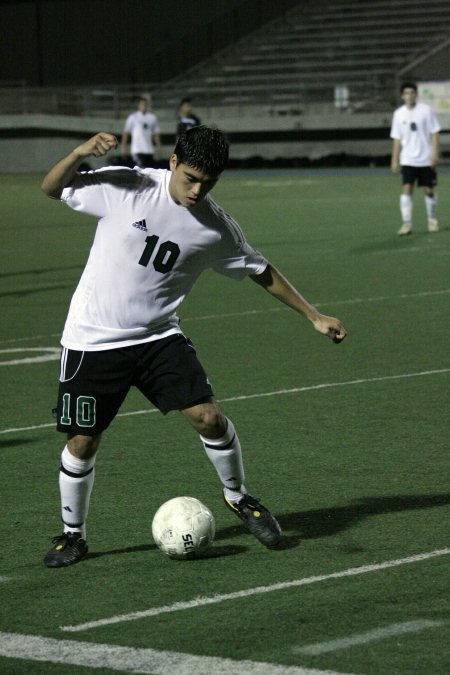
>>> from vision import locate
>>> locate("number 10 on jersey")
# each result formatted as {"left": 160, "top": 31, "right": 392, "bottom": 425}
{"left": 138, "top": 235, "right": 180, "bottom": 273}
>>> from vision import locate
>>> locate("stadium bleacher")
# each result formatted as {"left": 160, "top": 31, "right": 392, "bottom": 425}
{"left": 150, "top": 0, "right": 450, "bottom": 112}
{"left": 0, "top": 0, "right": 449, "bottom": 117}
{"left": 0, "top": 0, "right": 448, "bottom": 170}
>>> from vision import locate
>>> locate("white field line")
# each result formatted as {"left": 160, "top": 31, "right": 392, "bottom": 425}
{"left": 181, "top": 288, "right": 450, "bottom": 323}
{"left": 61, "top": 548, "right": 450, "bottom": 633}
{"left": 294, "top": 619, "right": 448, "bottom": 655}
{"left": 0, "top": 333, "right": 61, "bottom": 346}
{"left": 1, "top": 368, "right": 448, "bottom": 436}
{"left": 0, "top": 289, "right": 448, "bottom": 346}
{"left": 0, "top": 632, "right": 357, "bottom": 675}
{"left": 0, "top": 347, "right": 60, "bottom": 366}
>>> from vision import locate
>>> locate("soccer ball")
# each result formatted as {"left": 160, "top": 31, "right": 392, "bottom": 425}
{"left": 152, "top": 496, "right": 215, "bottom": 560}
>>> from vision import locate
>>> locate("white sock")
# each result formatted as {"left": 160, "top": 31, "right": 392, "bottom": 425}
{"left": 59, "top": 445, "right": 96, "bottom": 539}
{"left": 425, "top": 194, "right": 437, "bottom": 220}
{"left": 200, "top": 419, "right": 246, "bottom": 502}
{"left": 400, "top": 194, "right": 412, "bottom": 224}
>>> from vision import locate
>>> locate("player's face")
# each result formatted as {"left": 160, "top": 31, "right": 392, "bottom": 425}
{"left": 169, "top": 155, "right": 219, "bottom": 207}
{"left": 401, "top": 88, "right": 417, "bottom": 109}
{"left": 180, "top": 102, "right": 192, "bottom": 116}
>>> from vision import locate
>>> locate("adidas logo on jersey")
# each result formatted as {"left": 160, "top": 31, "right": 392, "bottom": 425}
{"left": 132, "top": 219, "right": 147, "bottom": 232}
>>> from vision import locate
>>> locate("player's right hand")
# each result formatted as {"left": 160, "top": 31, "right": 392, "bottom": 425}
{"left": 75, "top": 132, "right": 118, "bottom": 158}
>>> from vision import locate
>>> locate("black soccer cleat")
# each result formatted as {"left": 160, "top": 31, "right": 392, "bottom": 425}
{"left": 44, "top": 532, "right": 88, "bottom": 568}
{"left": 223, "top": 493, "right": 282, "bottom": 548}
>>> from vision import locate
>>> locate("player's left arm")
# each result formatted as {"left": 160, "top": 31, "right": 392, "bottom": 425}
{"left": 431, "top": 132, "right": 439, "bottom": 167}
{"left": 250, "top": 263, "right": 346, "bottom": 343}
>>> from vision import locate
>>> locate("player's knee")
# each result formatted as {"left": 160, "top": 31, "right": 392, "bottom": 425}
{"left": 200, "top": 411, "right": 227, "bottom": 438}
{"left": 184, "top": 405, "right": 226, "bottom": 437}
{"left": 67, "top": 434, "right": 101, "bottom": 459}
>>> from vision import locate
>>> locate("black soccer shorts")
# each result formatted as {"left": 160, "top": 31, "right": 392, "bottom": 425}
{"left": 401, "top": 165, "right": 437, "bottom": 188}
{"left": 55, "top": 334, "right": 214, "bottom": 435}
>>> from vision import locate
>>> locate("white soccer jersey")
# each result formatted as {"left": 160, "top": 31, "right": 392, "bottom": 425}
{"left": 123, "top": 111, "right": 160, "bottom": 154}
{"left": 390, "top": 101, "right": 441, "bottom": 166}
{"left": 60, "top": 167, "right": 267, "bottom": 351}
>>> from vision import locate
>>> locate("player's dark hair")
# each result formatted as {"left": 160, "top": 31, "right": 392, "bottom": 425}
{"left": 173, "top": 126, "right": 229, "bottom": 175}
{"left": 401, "top": 81, "right": 417, "bottom": 93}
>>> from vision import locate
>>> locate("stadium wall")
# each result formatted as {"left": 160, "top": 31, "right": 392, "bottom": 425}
{"left": 0, "top": 111, "right": 393, "bottom": 172}
{"left": 1, "top": 109, "right": 449, "bottom": 172}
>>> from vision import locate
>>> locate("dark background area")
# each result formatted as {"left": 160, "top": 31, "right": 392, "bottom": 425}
{"left": 0, "top": 0, "right": 301, "bottom": 86}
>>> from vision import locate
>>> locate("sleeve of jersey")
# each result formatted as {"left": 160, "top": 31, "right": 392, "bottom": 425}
{"left": 124, "top": 114, "right": 133, "bottom": 133}
{"left": 212, "top": 240, "right": 268, "bottom": 280}
{"left": 390, "top": 112, "right": 400, "bottom": 140}
{"left": 209, "top": 208, "right": 268, "bottom": 280}
{"left": 430, "top": 112, "right": 441, "bottom": 134}
{"left": 61, "top": 167, "right": 137, "bottom": 218}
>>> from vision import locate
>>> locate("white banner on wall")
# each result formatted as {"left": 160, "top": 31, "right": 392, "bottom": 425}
{"left": 418, "top": 81, "right": 450, "bottom": 129}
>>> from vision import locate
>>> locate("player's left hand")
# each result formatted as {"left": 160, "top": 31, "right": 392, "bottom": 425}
{"left": 312, "top": 314, "right": 347, "bottom": 343}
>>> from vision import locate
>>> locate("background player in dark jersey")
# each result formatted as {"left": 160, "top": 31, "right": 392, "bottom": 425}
{"left": 176, "top": 97, "right": 201, "bottom": 138}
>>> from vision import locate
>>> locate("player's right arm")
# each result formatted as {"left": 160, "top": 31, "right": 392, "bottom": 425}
{"left": 390, "top": 138, "right": 401, "bottom": 174}
{"left": 120, "top": 131, "right": 131, "bottom": 158}
{"left": 41, "top": 132, "right": 118, "bottom": 199}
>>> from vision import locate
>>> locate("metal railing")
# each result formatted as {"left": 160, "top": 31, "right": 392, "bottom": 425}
{"left": 0, "top": 82, "right": 159, "bottom": 118}
{"left": 0, "top": 80, "right": 396, "bottom": 120}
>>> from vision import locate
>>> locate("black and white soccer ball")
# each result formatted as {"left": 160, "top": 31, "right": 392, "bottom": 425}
{"left": 152, "top": 496, "right": 215, "bottom": 560}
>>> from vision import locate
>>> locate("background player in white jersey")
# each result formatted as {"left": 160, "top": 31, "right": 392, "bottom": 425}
{"left": 41, "top": 126, "right": 347, "bottom": 567}
{"left": 390, "top": 81, "right": 441, "bottom": 236}
{"left": 120, "top": 97, "right": 162, "bottom": 168}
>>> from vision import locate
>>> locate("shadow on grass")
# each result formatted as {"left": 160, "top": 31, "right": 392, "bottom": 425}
{"left": 0, "top": 264, "right": 83, "bottom": 280}
{"left": 0, "top": 284, "right": 73, "bottom": 298}
{"left": 214, "top": 492, "right": 450, "bottom": 551}
{"left": 0, "top": 438, "right": 38, "bottom": 449}
{"left": 350, "top": 230, "right": 444, "bottom": 255}
{"left": 84, "top": 492, "right": 449, "bottom": 560}
{"left": 87, "top": 543, "right": 155, "bottom": 560}
{"left": 87, "top": 543, "right": 247, "bottom": 561}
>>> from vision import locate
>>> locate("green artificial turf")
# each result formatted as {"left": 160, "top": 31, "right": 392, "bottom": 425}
{"left": 0, "top": 168, "right": 449, "bottom": 674}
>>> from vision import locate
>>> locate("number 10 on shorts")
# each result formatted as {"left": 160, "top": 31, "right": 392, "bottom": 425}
{"left": 60, "top": 393, "right": 96, "bottom": 427}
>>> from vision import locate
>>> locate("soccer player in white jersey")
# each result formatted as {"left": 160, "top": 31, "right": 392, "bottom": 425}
{"left": 41, "top": 126, "right": 346, "bottom": 567}
{"left": 390, "top": 82, "right": 441, "bottom": 235}
{"left": 120, "top": 97, "right": 162, "bottom": 168}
